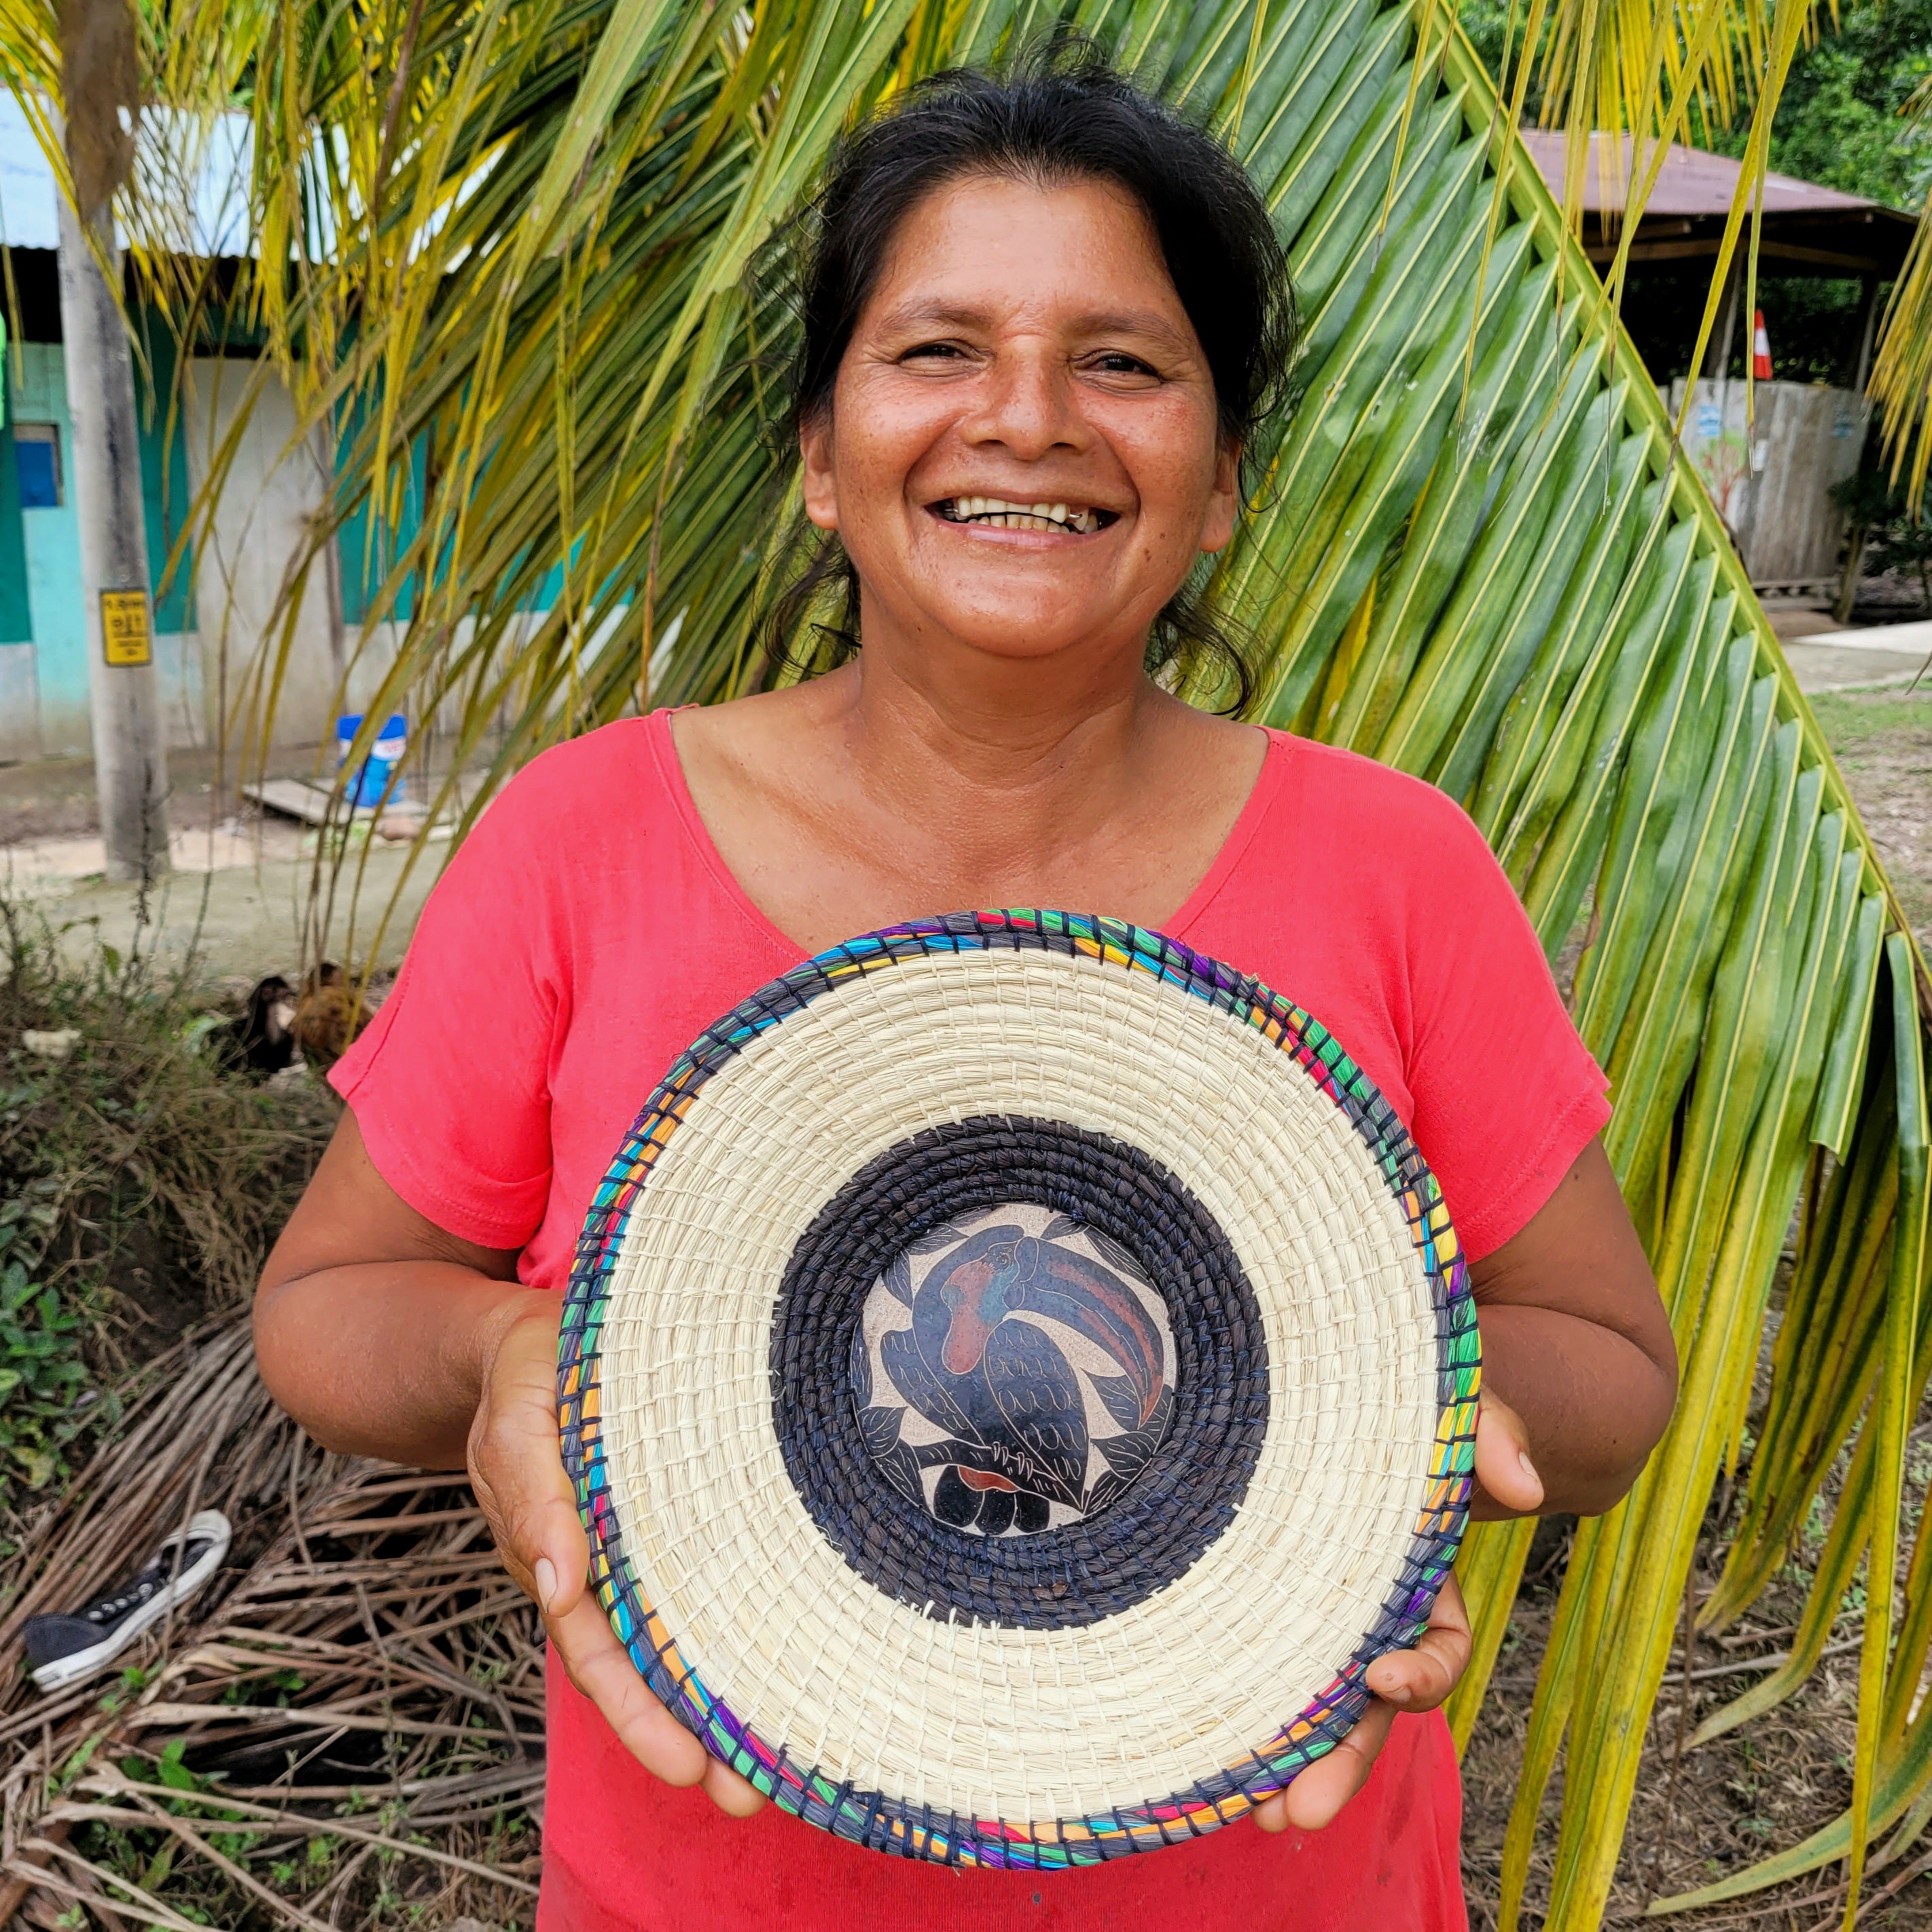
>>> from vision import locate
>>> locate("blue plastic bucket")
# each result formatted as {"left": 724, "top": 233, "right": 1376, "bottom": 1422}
{"left": 336, "top": 713, "right": 408, "bottom": 808}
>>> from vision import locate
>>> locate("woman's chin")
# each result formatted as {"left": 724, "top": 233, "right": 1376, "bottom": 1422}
{"left": 921, "top": 613, "right": 1140, "bottom": 668}
{"left": 872, "top": 579, "right": 1156, "bottom": 670}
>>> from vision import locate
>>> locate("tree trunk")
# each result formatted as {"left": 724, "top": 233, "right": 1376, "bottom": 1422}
{"left": 1835, "top": 524, "right": 1867, "bottom": 626}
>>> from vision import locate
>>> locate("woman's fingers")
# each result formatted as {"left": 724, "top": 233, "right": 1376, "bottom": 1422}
{"left": 1253, "top": 1576, "right": 1474, "bottom": 1835}
{"left": 1364, "top": 1573, "right": 1471, "bottom": 1713}
{"left": 1474, "top": 1391, "right": 1545, "bottom": 1515}
{"left": 467, "top": 1306, "right": 587, "bottom": 1606}
{"left": 546, "top": 1581, "right": 766, "bottom": 1812}
{"left": 1253, "top": 1698, "right": 1395, "bottom": 1833}
{"left": 467, "top": 1300, "right": 767, "bottom": 1817}
{"left": 704, "top": 1755, "right": 772, "bottom": 1817}
{"left": 549, "top": 1590, "right": 710, "bottom": 1786}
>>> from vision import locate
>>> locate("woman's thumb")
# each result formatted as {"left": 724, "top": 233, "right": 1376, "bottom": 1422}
{"left": 1475, "top": 1395, "right": 1544, "bottom": 1513}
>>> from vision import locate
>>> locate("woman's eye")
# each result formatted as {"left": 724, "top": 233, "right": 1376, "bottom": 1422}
{"left": 1089, "top": 352, "right": 1158, "bottom": 378}
{"left": 901, "top": 340, "right": 968, "bottom": 363}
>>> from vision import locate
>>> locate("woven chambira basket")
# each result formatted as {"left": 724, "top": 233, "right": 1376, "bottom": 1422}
{"left": 558, "top": 911, "right": 1478, "bottom": 1868}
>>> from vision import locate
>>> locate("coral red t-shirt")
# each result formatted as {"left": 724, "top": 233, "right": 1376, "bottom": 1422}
{"left": 331, "top": 709, "right": 1609, "bottom": 1932}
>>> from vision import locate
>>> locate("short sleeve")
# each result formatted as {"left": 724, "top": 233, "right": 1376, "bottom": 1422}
{"left": 1401, "top": 794, "right": 1610, "bottom": 1261}
{"left": 329, "top": 774, "right": 566, "bottom": 1252}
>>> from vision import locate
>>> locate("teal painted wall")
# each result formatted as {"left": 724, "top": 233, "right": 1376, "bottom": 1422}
{"left": 14, "top": 342, "right": 88, "bottom": 753}
{"left": 0, "top": 362, "right": 34, "bottom": 646}
{"left": 12, "top": 329, "right": 200, "bottom": 755}
{"left": 137, "top": 322, "right": 194, "bottom": 633}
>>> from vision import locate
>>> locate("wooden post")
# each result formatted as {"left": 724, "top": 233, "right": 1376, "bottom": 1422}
{"left": 1833, "top": 523, "right": 1867, "bottom": 625}
{"left": 1705, "top": 253, "right": 1744, "bottom": 383}
{"left": 1853, "top": 275, "right": 1881, "bottom": 394}
{"left": 1834, "top": 279, "right": 1884, "bottom": 621}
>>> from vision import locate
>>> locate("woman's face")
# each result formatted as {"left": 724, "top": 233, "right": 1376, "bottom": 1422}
{"left": 801, "top": 173, "right": 1238, "bottom": 675}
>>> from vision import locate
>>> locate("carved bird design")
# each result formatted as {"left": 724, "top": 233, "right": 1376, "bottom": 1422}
{"left": 877, "top": 1222, "right": 1168, "bottom": 1533}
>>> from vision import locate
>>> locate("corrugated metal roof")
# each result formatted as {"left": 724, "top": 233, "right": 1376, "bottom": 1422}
{"left": 1518, "top": 130, "right": 1881, "bottom": 219}
{"left": 0, "top": 94, "right": 253, "bottom": 255}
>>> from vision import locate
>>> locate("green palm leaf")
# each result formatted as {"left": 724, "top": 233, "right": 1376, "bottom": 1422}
{"left": 10, "top": 2, "right": 1932, "bottom": 1925}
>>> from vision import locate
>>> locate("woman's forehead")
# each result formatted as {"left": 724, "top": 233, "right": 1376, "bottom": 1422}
{"left": 863, "top": 173, "right": 1180, "bottom": 320}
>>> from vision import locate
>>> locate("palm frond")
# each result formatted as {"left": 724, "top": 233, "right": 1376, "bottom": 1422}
{"left": 1867, "top": 73, "right": 1932, "bottom": 512}
{"left": 14, "top": 2, "right": 1932, "bottom": 1924}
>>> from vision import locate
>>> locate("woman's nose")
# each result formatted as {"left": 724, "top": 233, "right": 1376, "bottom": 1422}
{"left": 958, "top": 347, "right": 1084, "bottom": 458}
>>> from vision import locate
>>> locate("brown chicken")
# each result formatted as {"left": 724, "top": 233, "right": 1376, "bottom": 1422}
{"left": 292, "top": 963, "right": 368, "bottom": 1072}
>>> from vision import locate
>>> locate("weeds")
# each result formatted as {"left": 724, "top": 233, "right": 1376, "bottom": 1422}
{"left": 1806, "top": 686, "right": 1932, "bottom": 752}
{"left": 0, "top": 912, "right": 526, "bottom": 1929}
{"left": 0, "top": 895, "right": 336, "bottom": 1535}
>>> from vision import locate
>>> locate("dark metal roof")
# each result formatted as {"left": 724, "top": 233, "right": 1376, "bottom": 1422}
{"left": 1518, "top": 130, "right": 1916, "bottom": 279}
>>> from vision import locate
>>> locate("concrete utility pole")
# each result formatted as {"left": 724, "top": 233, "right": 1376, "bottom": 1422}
{"left": 55, "top": 152, "right": 168, "bottom": 882}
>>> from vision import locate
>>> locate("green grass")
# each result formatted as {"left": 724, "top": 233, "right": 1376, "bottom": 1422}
{"left": 1806, "top": 686, "right": 1932, "bottom": 755}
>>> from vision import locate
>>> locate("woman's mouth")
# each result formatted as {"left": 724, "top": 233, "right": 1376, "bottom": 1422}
{"left": 931, "top": 497, "right": 1115, "bottom": 535}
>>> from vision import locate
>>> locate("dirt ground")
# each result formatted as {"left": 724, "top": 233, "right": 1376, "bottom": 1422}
{"left": 0, "top": 742, "right": 333, "bottom": 846}
{"left": 1851, "top": 572, "right": 1932, "bottom": 630}
{"left": 1810, "top": 687, "right": 1932, "bottom": 957}
{"left": 1460, "top": 1505, "right": 1909, "bottom": 1930}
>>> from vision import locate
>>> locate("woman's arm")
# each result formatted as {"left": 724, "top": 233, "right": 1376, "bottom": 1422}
{"left": 255, "top": 1111, "right": 529, "bottom": 1467}
{"left": 1467, "top": 1136, "right": 1677, "bottom": 1519}
{"left": 254, "top": 1109, "right": 766, "bottom": 1818}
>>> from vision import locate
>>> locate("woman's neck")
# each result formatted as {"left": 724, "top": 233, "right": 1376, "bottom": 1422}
{"left": 670, "top": 637, "right": 1264, "bottom": 954}
{"left": 826, "top": 642, "right": 1164, "bottom": 867}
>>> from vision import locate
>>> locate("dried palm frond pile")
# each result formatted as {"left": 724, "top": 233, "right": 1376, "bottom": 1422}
{"left": 0, "top": 897, "right": 336, "bottom": 1509}
{"left": 10, "top": 0, "right": 1932, "bottom": 1919}
{"left": 0, "top": 1316, "right": 541, "bottom": 1932}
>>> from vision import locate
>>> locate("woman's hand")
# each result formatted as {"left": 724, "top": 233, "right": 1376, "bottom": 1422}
{"left": 258, "top": 1115, "right": 765, "bottom": 1817}
{"left": 1253, "top": 1395, "right": 1541, "bottom": 1833}
{"left": 467, "top": 1296, "right": 767, "bottom": 1820}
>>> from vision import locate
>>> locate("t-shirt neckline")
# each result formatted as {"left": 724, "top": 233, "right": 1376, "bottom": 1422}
{"left": 646, "top": 706, "right": 1287, "bottom": 956}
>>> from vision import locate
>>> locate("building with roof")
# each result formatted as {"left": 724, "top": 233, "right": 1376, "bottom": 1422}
{"left": 0, "top": 96, "right": 382, "bottom": 763}
{"left": 1522, "top": 132, "right": 1916, "bottom": 598}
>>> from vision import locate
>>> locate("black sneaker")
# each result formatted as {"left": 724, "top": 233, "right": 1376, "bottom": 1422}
{"left": 22, "top": 1509, "right": 231, "bottom": 1692}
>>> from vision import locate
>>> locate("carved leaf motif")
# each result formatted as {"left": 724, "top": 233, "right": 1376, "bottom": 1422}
{"left": 858, "top": 1402, "right": 904, "bottom": 1459}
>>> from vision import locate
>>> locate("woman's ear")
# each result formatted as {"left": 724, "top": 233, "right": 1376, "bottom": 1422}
{"left": 800, "top": 410, "right": 840, "bottom": 533}
{"left": 1199, "top": 437, "right": 1241, "bottom": 556}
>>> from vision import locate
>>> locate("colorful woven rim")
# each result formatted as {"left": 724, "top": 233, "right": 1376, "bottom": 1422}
{"left": 558, "top": 910, "right": 1478, "bottom": 1868}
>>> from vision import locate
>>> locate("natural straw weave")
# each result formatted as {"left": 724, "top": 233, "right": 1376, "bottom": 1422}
{"left": 558, "top": 911, "right": 1478, "bottom": 1868}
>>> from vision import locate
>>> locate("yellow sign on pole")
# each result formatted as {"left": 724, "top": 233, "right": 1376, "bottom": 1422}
{"left": 101, "top": 590, "right": 151, "bottom": 667}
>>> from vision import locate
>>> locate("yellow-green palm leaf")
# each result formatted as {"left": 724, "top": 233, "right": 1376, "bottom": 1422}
{"left": 8, "top": 2, "right": 1931, "bottom": 1925}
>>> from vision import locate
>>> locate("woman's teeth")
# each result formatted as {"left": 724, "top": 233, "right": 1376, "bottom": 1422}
{"left": 939, "top": 497, "right": 1103, "bottom": 534}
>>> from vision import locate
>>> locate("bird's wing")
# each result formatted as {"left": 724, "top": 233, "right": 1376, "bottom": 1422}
{"left": 984, "top": 1319, "right": 1088, "bottom": 1505}
{"left": 1090, "top": 1372, "right": 1149, "bottom": 1433}
{"left": 880, "top": 1328, "right": 983, "bottom": 1444}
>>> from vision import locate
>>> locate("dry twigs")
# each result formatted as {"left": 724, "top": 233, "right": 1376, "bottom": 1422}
{"left": 0, "top": 1314, "right": 542, "bottom": 1929}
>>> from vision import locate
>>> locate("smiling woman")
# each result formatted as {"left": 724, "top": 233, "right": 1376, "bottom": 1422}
{"left": 762, "top": 58, "right": 1293, "bottom": 706}
{"left": 250, "top": 43, "right": 1677, "bottom": 1932}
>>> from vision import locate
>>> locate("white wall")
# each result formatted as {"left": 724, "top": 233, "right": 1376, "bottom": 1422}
{"left": 180, "top": 357, "right": 344, "bottom": 749}
{"left": 0, "top": 641, "right": 37, "bottom": 758}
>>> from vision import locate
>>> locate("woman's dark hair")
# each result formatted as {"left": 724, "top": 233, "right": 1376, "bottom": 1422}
{"left": 756, "top": 42, "right": 1298, "bottom": 711}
